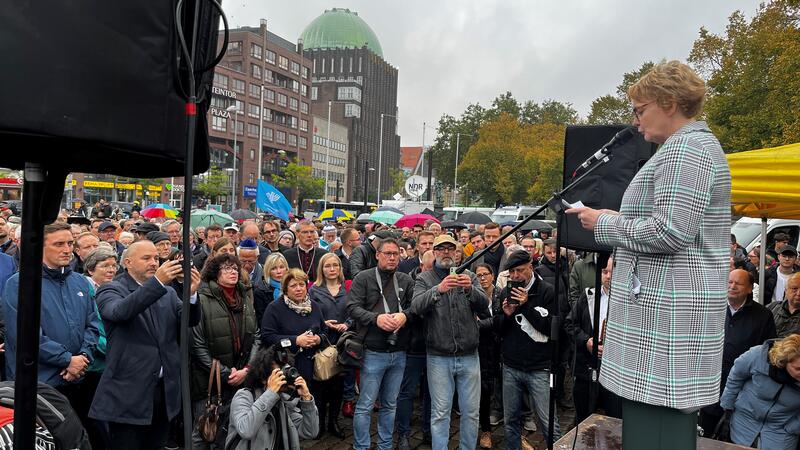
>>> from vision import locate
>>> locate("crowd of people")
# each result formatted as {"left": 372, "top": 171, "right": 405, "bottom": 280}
{"left": 0, "top": 205, "right": 797, "bottom": 450}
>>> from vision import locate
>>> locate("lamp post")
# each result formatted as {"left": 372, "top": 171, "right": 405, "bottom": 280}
{"left": 324, "top": 100, "right": 349, "bottom": 210}
{"left": 452, "top": 132, "right": 474, "bottom": 206}
{"left": 226, "top": 105, "right": 238, "bottom": 211}
{"left": 377, "top": 112, "right": 398, "bottom": 205}
{"left": 363, "top": 165, "right": 375, "bottom": 209}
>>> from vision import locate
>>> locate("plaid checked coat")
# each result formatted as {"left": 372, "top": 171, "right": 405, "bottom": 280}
{"left": 594, "top": 121, "right": 731, "bottom": 409}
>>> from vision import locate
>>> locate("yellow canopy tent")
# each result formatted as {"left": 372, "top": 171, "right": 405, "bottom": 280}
{"left": 727, "top": 142, "right": 800, "bottom": 219}
{"left": 727, "top": 141, "right": 800, "bottom": 302}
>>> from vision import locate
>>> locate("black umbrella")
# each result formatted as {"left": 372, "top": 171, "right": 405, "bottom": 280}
{"left": 518, "top": 219, "right": 553, "bottom": 233}
{"left": 374, "top": 206, "right": 404, "bottom": 215}
{"left": 459, "top": 211, "right": 491, "bottom": 225}
{"left": 230, "top": 208, "right": 258, "bottom": 222}
{"left": 421, "top": 207, "right": 443, "bottom": 219}
{"left": 441, "top": 221, "right": 467, "bottom": 229}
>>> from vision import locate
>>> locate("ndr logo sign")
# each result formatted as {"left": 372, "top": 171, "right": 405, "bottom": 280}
{"left": 405, "top": 175, "right": 427, "bottom": 198}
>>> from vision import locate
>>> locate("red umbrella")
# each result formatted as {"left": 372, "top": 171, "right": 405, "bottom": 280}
{"left": 394, "top": 213, "right": 440, "bottom": 228}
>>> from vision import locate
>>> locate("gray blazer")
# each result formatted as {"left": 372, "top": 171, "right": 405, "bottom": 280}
{"left": 226, "top": 388, "right": 318, "bottom": 450}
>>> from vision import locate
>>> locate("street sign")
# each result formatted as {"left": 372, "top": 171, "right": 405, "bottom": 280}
{"left": 404, "top": 175, "right": 427, "bottom": 198}
{"left": 243, "top": 185, "right": 257, "bottom": 199}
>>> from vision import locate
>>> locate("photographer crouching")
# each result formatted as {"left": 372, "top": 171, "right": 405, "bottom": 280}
{"left": 226, "top": 344, "right": 319, "bottom": 449}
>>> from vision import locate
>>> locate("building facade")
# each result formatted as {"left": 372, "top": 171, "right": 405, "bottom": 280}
{"left": 301, "top": 8, "right": 400, "bottom": 204}
{"left": 203, "top": 21, "right": 313, "bottom": 210}
{"left": 311, "top": 116, "right": 349, "bottom": 203}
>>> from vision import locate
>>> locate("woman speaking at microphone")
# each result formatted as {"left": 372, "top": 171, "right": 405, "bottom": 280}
{"left": 567, "top": 60, "right": 731, "bottom": 450}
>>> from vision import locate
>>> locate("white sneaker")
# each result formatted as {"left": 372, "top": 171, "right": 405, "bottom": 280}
{"left": 489, "top": 415, "right": 503, "bottom": 426}
{"left": 524, "top": 418, "right": 537, "bottom": 432}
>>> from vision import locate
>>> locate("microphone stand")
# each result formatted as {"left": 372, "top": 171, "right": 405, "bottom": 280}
{"left": 456, "top": 146, "right": 616, "bottom": 450}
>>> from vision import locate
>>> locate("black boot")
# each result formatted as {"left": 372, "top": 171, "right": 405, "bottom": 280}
{"left": 315, "top": 414, "right": 326, "bottom": 440}
{"left": 327, "top": 420, "right": 345, "bottom": 439}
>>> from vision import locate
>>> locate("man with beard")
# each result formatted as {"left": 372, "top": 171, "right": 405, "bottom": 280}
{"left": 0, "top": 217, "right": 18, "bottom": 260}
{"left": 411, "top": 234, "right": 490, "bottom": 450}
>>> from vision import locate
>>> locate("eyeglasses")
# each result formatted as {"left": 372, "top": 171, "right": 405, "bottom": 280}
{"left": 380, "top": 251, "right": 400, "bottom": 258}
{"left": 220, "top": 265, "right": 239, "bottom": 273}
{"left": 476, "top": 273, "right": 492, "bottom": 279}
{"left": 434, "top": 246, "right": 456, "bottom": 253}
{"left": 632, "top": 101, "right": 653, "bottom": 119}
{"left": 263, "top": 230, "right": 278, "bottom": 234}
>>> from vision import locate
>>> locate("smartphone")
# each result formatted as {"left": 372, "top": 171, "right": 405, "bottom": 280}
{"left": 450, "top": 267, "right": 458, "bottom": 276}
{"left": 507, "top": 280, "right": 525, "bottom": 305}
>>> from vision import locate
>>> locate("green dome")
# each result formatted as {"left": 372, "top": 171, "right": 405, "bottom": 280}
{"left": 300, "top": 8, "right": 383, "bottom": 58}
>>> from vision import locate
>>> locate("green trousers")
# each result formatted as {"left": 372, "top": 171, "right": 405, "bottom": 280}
{"left": 622, "top": 399, "right": 697, "bottom": 450}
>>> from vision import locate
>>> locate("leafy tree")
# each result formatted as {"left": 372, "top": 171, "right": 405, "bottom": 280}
{"left": 194, "top": 166, "right": 229, "bottom": 203}
{"left": 688, "top": 1, "right": 800, "bottom": 151}
{"left": 587, "top": 62, "right": 656, "bottom": 125}
{"left": 521, "top": 99, "right": 580, "bottom": 125}
{"left": 272, "top": 162, "right": 324, "bottom": 212}
{"left": 384, "top": 167, "right": 407, "bottom": 199}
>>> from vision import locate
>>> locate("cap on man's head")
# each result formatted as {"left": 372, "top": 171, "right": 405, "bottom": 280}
{"left": 98, "top": 222, "right": 116, "bottom": 232}
{"left": 779, "top": 244, "right": 798, "bottom": 256}
{"left": 146, "top": 231, "right": 170, "bottom": 245}
{"left": 503, "top": 250, "right": 532, "bottom": 271}
{"left": 432, "top": 234, "right": 458, "bottom": 249}
{"left": 224, "top": 222, "right": 240, "bottom": 232}
{"left": 323, "top": 224, "right": 336, "bottom": 233}
{"left": 134, "top": 222, "right": 159, "bottom": 234}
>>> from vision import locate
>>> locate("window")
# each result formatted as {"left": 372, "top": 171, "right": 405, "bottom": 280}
{"left": 213, "top": 73, "right": 228, "bottom": 88}
{"left": 278, "top": 56, "right": 289, "bottom": 70}
{"left": 228, "top": 61, "right": 242, "bottom": 72}
{"left": 358, "top": 56, "right": 362, "bottom": 73}
{"left": 234, "top": 99, "right": 244, "bottom": 115}
{"left": 248, "top": 104, "right": 260, "bottom": 118}
{"left": 349, "top": 57, "right": 353, "bottom": 73}
{"left": 251, "top": 64, "right": 261, "bottom": 79}
{"left": 264, "top": 109, "right": 273, "bottom": 122}
{"left": 340, "top": 57, "right": 344, "bottom": 72}
{"left": 251, "top": 44, "right": 262, "bottom": 59}
{"left": 249, "top": 173, "right": 255, "bottom": 184}
{"left": 290, "top": 61, "right": 300, "bottom": 75}
{"left": 211, "top": 116, "right": 226, "bottom": 131}
{"left": 300, "top": 119, "right": 308, "bottom": 132}
{"left": 265, "top": 89, "right": 275, "bottom": 103}
{"left": 299, "top": 136, "right": 307, "bottom": 149}
{"left": 266, "top": 50, "right": 276, "bottom": 65}
{"left": 277, "top": 94, "right": 287, "bottom": 107}
{"left": 227, "top": 41, "right": 242, "bottom": 54}
{"left": 292, "top": 80, "right": 299, "bottom": 93}
{"left": 247, "top": 123, "right": 259, "bottom": 137}
{"left": 338, "top": 86, "right": 362, "bottom": 102}
{"left": 276, "top": 131, "right": 286, "bottom": 144}
{"left": 210, "top": 96, "right": 226, "bottom": 108}
{"left": 300, "top": 102, "right": 309, "bottom": 114}
{"left": 289, "top": 116, "right": 298, "bottom": 129}
{"left": 263, "top": 127, "right": 273, "bottom": 141}
{"left": 344, "top": 103, "right": 361, "bottom": 118}
{"left": 289, "top": 98, "right": 298, "bottom": 111}
{"left": 302, "top": 66, "right": 310, "bottom": 79}
{"left": 264, "top": 69, "right": 273, "bottom": 84}
{"left": 301, "top": 84, "right": 308, "bottom": 97}
{"left": 232, "top": 78, "right": 245, "bottom": 94}
{"left": 249, "top": 83, "right": 260, "bottom": 98}
{"left": 288, "top": 134, "right": 297, "bottom": 147}
{"left": 311, "top": 87, "right": 318, "bottom": 100}
{"left": 321, "top": 58, "right": 325, "bottom": 74}
{"left": 232, "top": 120, "right": 243, "bottom": 135}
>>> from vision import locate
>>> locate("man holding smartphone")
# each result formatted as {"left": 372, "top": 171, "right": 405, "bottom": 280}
{"left": 495, "top": 250, "right": 561, "bottom": 449}
{"left": 411, "top": 234, "right": 490, "bottom": 450}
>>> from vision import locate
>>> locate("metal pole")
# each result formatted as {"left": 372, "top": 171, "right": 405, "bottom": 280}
{"left": 454, "top": 132, "right": 460, "bottom": 205}
{"left": 363, "top": 162, "right": 369, "bottom": 209}
{"left": 377, "top": 113, "right": 384, "bottom": 205}
{"left": 232, "top": 112, "right": 238, "bottom": 210}
{"left": 759, "top": 217, "right": 767, "bottom": 304}
{"left": 255, "top": 86, "right": 265, "bottom": 213}
{"left": 324, "top": 100, "right": 332, "bottom": 210}
{"left": 420, "top": 122, "right": 426, "bottom": 176}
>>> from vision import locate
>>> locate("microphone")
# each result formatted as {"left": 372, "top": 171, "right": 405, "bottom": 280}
{"left": 572, "top": 127, "right": 636, "bottom": 177}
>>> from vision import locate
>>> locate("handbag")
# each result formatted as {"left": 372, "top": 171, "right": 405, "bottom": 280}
{"left": 313, "top": 335, "right": 341, "bottom": 381}
{"left": 197, "top": 359, "right": 223, "bottom": 443}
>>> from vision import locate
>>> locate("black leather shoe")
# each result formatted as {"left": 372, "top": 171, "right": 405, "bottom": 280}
{"left": 328, "top": 422, "right": 346, "bottom": 439}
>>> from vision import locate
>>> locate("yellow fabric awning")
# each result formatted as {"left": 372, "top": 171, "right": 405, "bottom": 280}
{"left": 727, "top": 142, "right": 800, "bottom": 219}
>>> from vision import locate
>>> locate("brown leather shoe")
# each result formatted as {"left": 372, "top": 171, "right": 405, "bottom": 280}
{"left": 521, "top": 436, "right": 535, "bottom": 450}
{"left": 479, "top": 431, "right": 492, "bottom": 448}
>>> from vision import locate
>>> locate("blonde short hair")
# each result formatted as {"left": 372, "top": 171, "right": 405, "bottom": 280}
{"left": 628, "top": 60, "right": 706, "bottom": 119}
{"left": 768, "top": 334, "right": 800, "bottom": 369}
{"left": 263, "top": 252, "right": 288, "bottom": 283}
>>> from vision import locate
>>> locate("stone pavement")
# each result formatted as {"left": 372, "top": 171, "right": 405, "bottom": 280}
{"left": 301, "top": 402, "right": 576, "bottom": 450}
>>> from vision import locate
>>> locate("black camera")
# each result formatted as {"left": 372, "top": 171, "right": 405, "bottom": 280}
{"left": 280, "top": 365, "right": 299, "bottom": 386}
{"left": 276, "top": 339, "right": 299, "bottom": 386}
{"left": 386, "top": 331, "right": 399, "bottom": 347}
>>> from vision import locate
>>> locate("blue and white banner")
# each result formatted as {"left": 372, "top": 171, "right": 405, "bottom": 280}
{"left": 255, "top": 180, "right": 292, "bottom": 221}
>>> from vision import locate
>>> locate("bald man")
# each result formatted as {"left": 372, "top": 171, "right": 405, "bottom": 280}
{"left": 90, "top": 241, "right": 201, "bottom": 449}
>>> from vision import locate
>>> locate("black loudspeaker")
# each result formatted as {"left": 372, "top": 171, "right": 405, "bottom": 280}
{"left": 559, "top": 125, "right": 658, "bottom": 252}
{"left": 0, "top": 1, "right": 220, "bottom": 177}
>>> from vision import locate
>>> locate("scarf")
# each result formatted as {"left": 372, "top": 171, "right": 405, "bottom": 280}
{"left": 284, "top": 295, "right": 312, "bottom": 316}
{"left": 269, "top": 278, "right": 282, "bottom": 301}
{"left": 220, "top": 284, "right": 243, "bottom": 312}
{"left": 213, "top": 281, "right": 243, "bottom": 355}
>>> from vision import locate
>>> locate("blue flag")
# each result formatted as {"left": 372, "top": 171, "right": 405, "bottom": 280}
{"left": 256, "top": 180, "right": 292, "bottom": 221}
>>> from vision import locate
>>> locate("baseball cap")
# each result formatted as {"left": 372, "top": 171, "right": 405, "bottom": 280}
{"left": 224, "top": 222, "right": 240, "bottom": 232}
{"left": 98, "top": 221, "right": 116, "bottom": 232}
{"left": 433, "top": 234, "right": 458, "bottom": 249}
{"left": 779, "top": 244, "right": 798, "bottom": 256}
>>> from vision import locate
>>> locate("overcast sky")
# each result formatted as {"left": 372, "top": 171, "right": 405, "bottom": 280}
{"left": 223, "top": 1, "right": 758, "bottom": 146}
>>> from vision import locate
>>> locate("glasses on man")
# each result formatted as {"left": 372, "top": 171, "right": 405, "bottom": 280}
{"left": 434, "top": 246, "right": 456, "bottom": 253}
{"left": 380, "top": 251, "right": 400, "bottom": 258}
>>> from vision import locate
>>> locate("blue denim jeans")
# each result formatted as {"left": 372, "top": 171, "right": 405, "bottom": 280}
{"left": 353, "top": 350, "right": 407, "bottom": 450}
{"left": 502, "top": 366, "right": 561, "bottom": 449}
{"left": 395, "top": 354, "right": 431, "bottom": 438}
{"left": 427, "top": 352, "right": 481, "bottom": 450}
{"left": 342, "top": 368, "right": 356, "bottom": 401}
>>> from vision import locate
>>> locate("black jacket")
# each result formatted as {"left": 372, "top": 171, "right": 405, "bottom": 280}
{"left": 411, "top": 267, "right": 490, "bottom": 356}
{"left": 721, "top": 298, "right": 776, "bottom": 389}
{"left": 398, "top": 256, "right": 420, "bottom": 275}
{"left": 349, "top": 242, "right": 377, "bottom": 279}
{"left": 565, "top": 287, "right": 606, "bottom": 381}
{"left": 282, "top": 247, "right": 328, "bottom": 283}
{"left": 494, "top": 275, "right": 556, "bottom": 371}
{"left": 346, "top": 267, "right": 416, "bottom": 352}
{"left": 90, "top": 273, "right": 200, "bottom": 425}
{"left": 253, "top": 278, "right": 277, "bottom": 327}
{"left": 762, "top": 266, "right": 797, "bottom": 305}
{"left": 335, "top": 248, "right": 354, "bottom": 281}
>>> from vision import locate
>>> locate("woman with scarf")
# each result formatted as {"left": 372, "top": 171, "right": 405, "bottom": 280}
{"left": 253, "top": 253, "right": 289, "bottom": 327}
{"left": 307, "top": 253, "right": 350, "bottom": 439}
{"left": 190, "top": 253, "right": 258, "bottom": 449}
{"left": 261, "top": 269, "right": 325, "bottom": 391}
